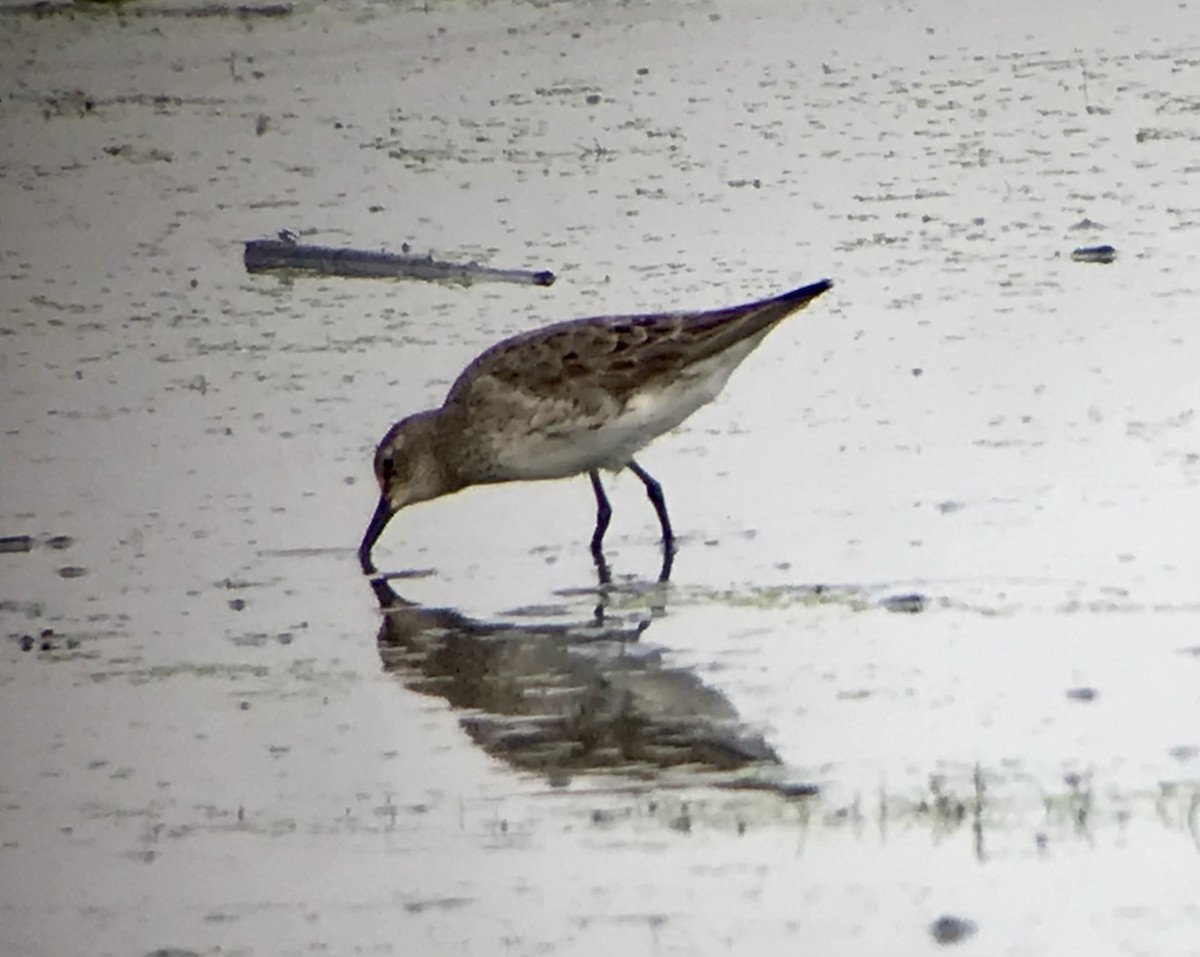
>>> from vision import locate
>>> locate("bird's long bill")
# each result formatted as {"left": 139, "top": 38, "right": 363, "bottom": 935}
{"left": 358, "top": 496, "right": 394, "bottom": 575}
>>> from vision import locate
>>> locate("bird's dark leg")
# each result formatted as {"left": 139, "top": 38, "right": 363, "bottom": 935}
{"left": 628, "top": 459, "right": 675, "bottom": 582}
{"left": 588, "top": 469, "right": 613, "bottom": 585}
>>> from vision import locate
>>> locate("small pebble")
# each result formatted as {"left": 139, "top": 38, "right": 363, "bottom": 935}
{"left": 930, "top": 915, "right": 977, "bottom": 945}
{"left": 0, "top": 535, "right": 32, "bottom": 554}
{"left": 882, "top": 592, "right": 927, "bottom": 614}
{"left": 777, "top": 782, "right": 820, "bottom": 798}
{"left": 1070, "top": 244, "right": 1116, "bottom": 264}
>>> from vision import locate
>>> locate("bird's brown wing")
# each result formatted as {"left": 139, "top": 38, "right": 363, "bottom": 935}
{"left": 444, "top": 281, "right": 831, "bottom": 412}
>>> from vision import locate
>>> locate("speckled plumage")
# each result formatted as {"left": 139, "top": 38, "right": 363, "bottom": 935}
{"left": 359, "top": 279, "right": 833, "bottom": 580}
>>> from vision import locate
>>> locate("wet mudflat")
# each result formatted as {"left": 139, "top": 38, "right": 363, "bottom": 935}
{"left": 2, "top": 0, "right": 1200, "bottom": 954}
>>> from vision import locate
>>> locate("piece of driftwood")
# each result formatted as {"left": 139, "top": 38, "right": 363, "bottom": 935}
{"left": 243, "top": 240, "right": 556, "bottom": 287}
{"left": 0, "top": 2, "right": 293, "bottom": 16}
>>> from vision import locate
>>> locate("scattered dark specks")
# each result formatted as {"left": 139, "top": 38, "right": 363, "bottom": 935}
{"left": 636, "top": 67, "right": 649, "bottom": 76}
{"left": 228, "top": 598, "right": 246, "bottom": 611}
{"left": 254, "top": 113, "right": 270, "bottom": 136}
{"left": 404, "top": 896, "right": 473, "bottom": 914}
{"left": 930, "top": 914, "right": 977, "bottom": 945}
{"left": 1136, "top": 127, "right": 1174, "bottom": 143}
{"left": 57, "top": 565, "right": 87, "bottom": 579}
{"left": 585, "top": 93, "right": 601, "bottom": 105}
{"left": 146, "top": 949, "right": 201, "bottom": 957}
{"left": 881, "top": 592, "right": 927, "bottom": 614}
{"left": 18, "top": 634, "right": 35, "bottom": 652}
{"left": 1066, "top": 686, "right": 1098, "bottom": 702}
{"left": 46, "top": 535, "right": 74, "bottom": 550}
{"left": 1071, "top": 244, "right": 1116, "bottom": 264}
{"left": 937, "top": 500, "right": 963, "bottom": 514}
{"left": 1167, "top": 745, "right": 1198, "bottom": 762}
{"left": 912, "top": 367, "right": 923, "bottom": 376}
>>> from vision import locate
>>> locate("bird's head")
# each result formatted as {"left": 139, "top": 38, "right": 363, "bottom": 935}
{"left": 358, "top": 411, "right": 449, "bottom": 575}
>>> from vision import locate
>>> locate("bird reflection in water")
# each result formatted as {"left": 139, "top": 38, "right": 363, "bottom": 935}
{"left": 368, "top": 577, "right": 781, "bottom": 781}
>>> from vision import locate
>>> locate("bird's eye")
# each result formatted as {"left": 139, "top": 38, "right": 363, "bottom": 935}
{"left": 378, "top": 454, "right": 395, "bottom": 482}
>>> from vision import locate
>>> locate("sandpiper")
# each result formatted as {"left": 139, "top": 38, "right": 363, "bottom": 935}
{"left": 359, "top": 279, "right": 833, "bottom": 582}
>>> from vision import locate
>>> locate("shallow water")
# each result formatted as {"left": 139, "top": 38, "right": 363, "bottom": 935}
{"left": 2, "top": 0, "right": 1200, "bottom": 954}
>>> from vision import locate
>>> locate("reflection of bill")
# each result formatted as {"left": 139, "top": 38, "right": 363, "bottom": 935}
{"left": 369, "top": 578, "right": 782, "bottom": 781}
